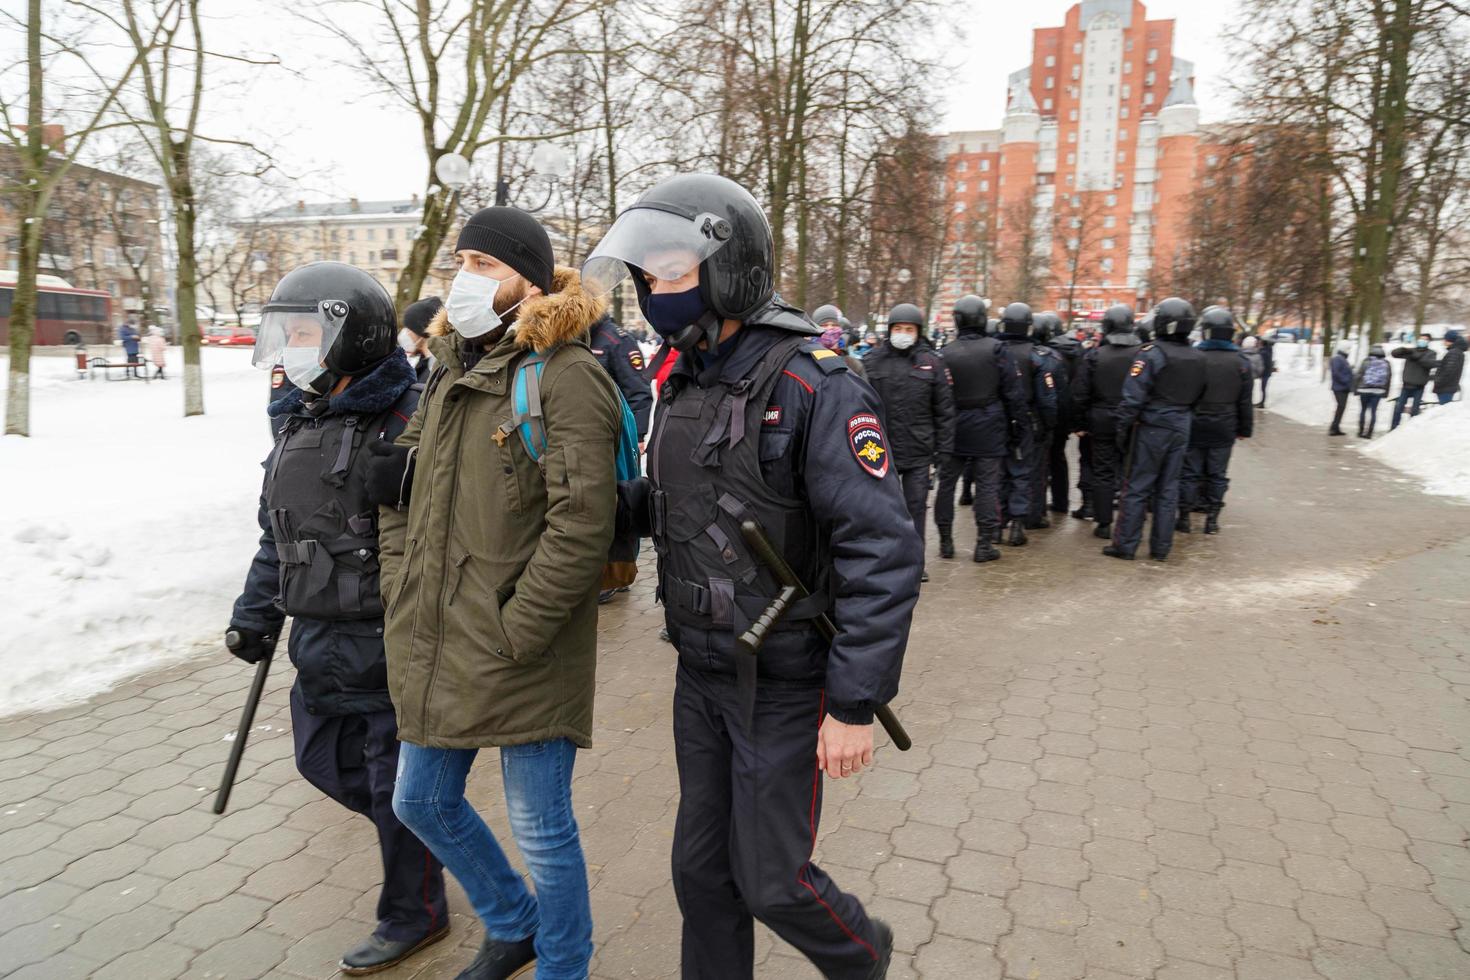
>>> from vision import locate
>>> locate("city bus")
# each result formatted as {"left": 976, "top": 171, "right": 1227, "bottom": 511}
{"left": 0, "top": 272, "right": 114, "bottom": 346}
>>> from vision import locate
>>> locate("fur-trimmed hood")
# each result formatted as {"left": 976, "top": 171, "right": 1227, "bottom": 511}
{"left": 427, "top": 266, "right": 606, "bottom": 353}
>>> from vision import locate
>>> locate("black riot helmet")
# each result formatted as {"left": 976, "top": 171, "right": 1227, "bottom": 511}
{"left": 1101, "top": 304, "right": 1135, "bottom": 335}
{"left": 986, "top": 317, "right": 1000, "bottom": 336}
{"left": 1199, "top": 305, "right": 1236, "bottom": 341}
{"left": 251, "top": 261, "right": 397, "bottom": 396}
{"left": 812, "top": 304, "right": 842, "bottom": 327}
{"left": 953, "top": 295, "right": 988, "bottom": 333}
{"left": 582, "top": 173, "right": 774, "bottom": 353}
{"left": 1000, "top": 302, "right": 1034, "bottom": 336}
{"left": 1152, "top": 297, "right": 1197, "bottom": 342}
{"left": 1034, "top": 311, "right": 1062, "bottom": 343}
{"left": 887, "top": 303, "right": 926, "bottom": 333}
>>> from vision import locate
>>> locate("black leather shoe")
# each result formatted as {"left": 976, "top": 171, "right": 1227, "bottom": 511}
{"left": 1093, "top": 524, "right": 1112, "bottom": 539}
{"left": 1024, "top": 517, "right": 1052, "bottom": 530}
{"left": 1102, "top": 545, "right": 1134, "bottom": 560}
{"left": 938, "top": 530, "right": 955, "bottom": 560}
{"left": 1204, "top": 511, "right": 1221, "bottom": 534}
{"left": 1175, "top": 515, "right": 1192, "bottom": 534}
{"left": 1149, "top": 551, "right": 1169, "bottom": 561}
{"left": 958, "top": 490, "right": 974, "bottom": 506}
{"left": 1071, "top": 502, "right": 1093, "bottom": 520}
{"left": 340, "top": 925, "right": 449, "bottom": 976}
{"left": 456, "top": 935, "right": 536, "bottom": 980}
{"left": 1006, "top": 519, "right": 1028, "bottom": 547}
{"left": 865, "top": 918, "right": 895, "bottom": 979}
{"left": 973, "top": 542, "right": 1001, "bottom": 563}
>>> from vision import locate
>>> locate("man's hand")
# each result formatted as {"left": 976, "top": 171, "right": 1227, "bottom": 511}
{"left": 225, "top": 627, "right": 275, "bottom": 665}
{"left": 817, "top": 715, "right": 874, "bottom": 779}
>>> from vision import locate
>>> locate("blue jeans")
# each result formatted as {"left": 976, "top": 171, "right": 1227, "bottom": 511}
{"left": 1391, "top": 386, "right": 1424, "bottom": 429}
{"left": 1438, "top": 391, "right": 1456, "bottom": 405}
{"left": 392, "top": 740, "right": 591, "bottom": 980}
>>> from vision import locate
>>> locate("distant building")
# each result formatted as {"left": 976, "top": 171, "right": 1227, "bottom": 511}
{"left": 938, "top": 0, "right": 1228, "bottom": 319}
{"left": 0, "top": 126, "right": 168, "bottom": 327}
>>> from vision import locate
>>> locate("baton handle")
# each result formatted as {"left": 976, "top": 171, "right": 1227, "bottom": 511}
{"left": 737, "top": 585, "right": 799, "bottom": 656}
{"left": 214, "top": 648, "right": 274, "bottom": 815}
{"left": 738, "top": 521, "right": 913, "bottom": 751}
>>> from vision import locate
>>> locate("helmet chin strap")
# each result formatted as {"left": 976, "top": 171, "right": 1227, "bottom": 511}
{"left": 667, "top": 311, "right": 724, "bottom": 353}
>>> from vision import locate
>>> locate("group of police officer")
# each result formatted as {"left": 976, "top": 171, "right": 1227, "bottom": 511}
{"left": 820, "top": 294, "right": 1255, "bottom": 567}
{"left": 227, "top": 166, "right": 1257, "bottom": 980}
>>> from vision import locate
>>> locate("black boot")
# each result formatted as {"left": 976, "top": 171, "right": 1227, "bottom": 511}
{"left": 1006, "top": 519, "right": 1028, "bottom": 546}
{"left": 340, "top": 926, "right": 450, "bottom": 976}
{"left": 958, "top": 487, "right": 974, "bottom": 506}
{"left": 865, "top": 919, "right": 895, "bottom": 980}
{"left": 1102, "top": 545, "right": 1133, "bottom": 560}
{"left": 1071, "top": 500, "right": 1094, "bottom": 520}
{"left": 1175, "top": 513, "right": 1192, "bottom": 534}
{"left": 938, "top": 527, "right": 955, "bottom": 560}
{"left": 974, "top": 540, "right": 1001, "bottom": 562}
{"left": 1093, "top": 523, "right": 1112, "bottom": 539}
{"left": 456, "top": 935, "right": 536, "bottom": 980}
{"left": 1203, "top": 508, "right": 1221, "bottom": 535}
{"left": 1024, "top": 516, "right": 1051, "bottom": 530}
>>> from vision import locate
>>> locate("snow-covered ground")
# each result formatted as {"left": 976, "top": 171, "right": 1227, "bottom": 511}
{"left": 1, "top": 347, "right": 274, "bottom": 716}
{"left": 1264, "top": 341, "right": 1470, "bottom": 501}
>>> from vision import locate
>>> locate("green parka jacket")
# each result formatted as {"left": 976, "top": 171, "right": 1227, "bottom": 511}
{"left": 379, "top": 267, "right": 620, "bottom": 748}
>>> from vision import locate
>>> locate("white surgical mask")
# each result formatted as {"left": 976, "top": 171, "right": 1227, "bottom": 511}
{"left": 446, "top": 268, "right": 526, "bottom": 339}
{"left": 890, "top": 331, "right": 916, "bottom": 351}
{"left": 282, "top": 346, "right": 327, "bottom": 391}
{"left": 398, "top": 328, "right": 420, "bottom": 354}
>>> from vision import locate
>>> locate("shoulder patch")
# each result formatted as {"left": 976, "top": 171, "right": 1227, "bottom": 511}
{"left": 1044, "top": 373, "right": 1055, "bottom": 388}
{"left": 270, "top": 364, "right": 286, "bottom": 389}
{"left": 1140, "top": 343, "right": 1156, "bottom": 352}
{"left": 801, "top": 343, "right": 848, "bottom": 374}
{"left": 847, "top": 413, "right": 890, "bottom": 478}
{"left": 1130, "top": 361, "right": 1145, "bottom": 376}
{"left": 628, "top": 347, "right": 645, "bottom": 372}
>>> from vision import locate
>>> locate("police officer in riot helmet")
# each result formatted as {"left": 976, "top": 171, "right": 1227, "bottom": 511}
{"left": 936, "top": 295, "right": 1029, "bottom": 563}
{"left": 1179, "top": 306, "right": 1252, "bottom": 534}
{"left": 587, "top": 173, "right": 920, "bottom": 979}
{"left": 863, "top": 302, "right": 956, "bottom": 582}
{"left": 1037, "top": 312, "right": 1082, "bottom": 517}
{"left": 1072, "top": 304, "right": 1141, "bottom": 538}
{"left": 230, "top": 262, "right": 447, "bottom": 975}
{"left": 1103, "top": 297, "right": 1207, "bottom": 561}
{"left": 995, "top": 302, "right": 1059, "bottom": 545}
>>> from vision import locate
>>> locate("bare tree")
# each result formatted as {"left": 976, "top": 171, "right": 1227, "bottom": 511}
{"left": 997, "top": 194, "right": 1048, "bottom": 307}
{"left": 0, "top": 0, "right": 154, "bottom": 436}
{"left": 1051, "top": 190, "right": 1111, "bottom": 318}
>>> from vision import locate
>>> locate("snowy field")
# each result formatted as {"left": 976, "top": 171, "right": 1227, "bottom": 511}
{"left": 0, "top": 347, "right": 274, "bottom": 716}
{"left": 1264, "top": 341, "right": 1470, "bottom": 500}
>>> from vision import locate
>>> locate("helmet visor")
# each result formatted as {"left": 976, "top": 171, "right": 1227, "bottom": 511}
{"left": 251, "top": 300, "right": 350, "bottom": 371}
{"left": 581, "top": 206, "right": 733, "bottom": 298}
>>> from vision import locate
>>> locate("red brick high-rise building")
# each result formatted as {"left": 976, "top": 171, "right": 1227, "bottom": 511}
{"left": 938, "top": 0, "right": 1227, "bottom": 323}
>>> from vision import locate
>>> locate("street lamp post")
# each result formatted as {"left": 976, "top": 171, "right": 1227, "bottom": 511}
{"left": 436, "top": 145, "right": 570, "bottom": 215}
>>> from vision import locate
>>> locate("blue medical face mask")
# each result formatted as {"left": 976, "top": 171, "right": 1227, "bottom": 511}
{"left": 1417, "top": 338, "right": 1429, "bottom": 349}
{"left": 644, "top": 286, "right": 708, "bottom": 338}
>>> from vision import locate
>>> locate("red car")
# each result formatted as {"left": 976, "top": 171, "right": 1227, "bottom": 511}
{"left": 201, "top": 324, "right": 257, "bottom": 346}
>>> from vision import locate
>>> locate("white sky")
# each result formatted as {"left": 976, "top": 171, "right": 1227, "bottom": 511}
{"left": 16, "top": 0, "right": 1239, "bottom": 204}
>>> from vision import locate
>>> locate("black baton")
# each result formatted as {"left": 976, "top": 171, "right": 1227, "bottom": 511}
{"left": 214, "top": 631, "right": 275, "bottom": 815}
{"left": 737, "top": 520, "right": 913, "bottom": 752}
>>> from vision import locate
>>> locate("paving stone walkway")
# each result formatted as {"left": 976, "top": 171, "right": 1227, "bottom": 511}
{"left": 2, "top": 411, "right": 1469, "bottom": 979}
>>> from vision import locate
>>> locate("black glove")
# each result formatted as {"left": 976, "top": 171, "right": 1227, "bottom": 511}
{"left": 225, "top": 627, "right": 275, "bottom": 665}
{"left": 616, "top": 477, "right": 654, "bottom": 538}
{"left": 365, "top": 441, "right": 415, "bottom": 508}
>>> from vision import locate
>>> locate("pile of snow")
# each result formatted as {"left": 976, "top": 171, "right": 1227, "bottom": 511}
{"left": 1262, "top": 342, "right": 1470, "bottom": 501}
{"left": 0, "top": 348, "right": 274, "bottom": 716}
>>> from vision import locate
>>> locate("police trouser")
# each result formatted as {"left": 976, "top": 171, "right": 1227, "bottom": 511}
{"left": 672, "top": 663, "right": 883, "bottom": 980}
{"left": 961, "top": 457, "right": 975, "bottom": 498}
{"left": 1077, "top": 433, "right": 1094, "bottom": 501}
{"left": 290, "top": 687, "right": 447, "bottom": 941}
{"left": 1026, "top": 428, "right": 1051, "bottom": 522}
{"left": 935, "top": 454, "right": 1004, "bottom": 538}
{"left": 1112, "top": 424, "right": 1189, "bottom": 559}
{"left": 1048, "top": 427, "right": 1071, "bottom": 511}
{"left": 1089, "top": 428, "right": 1122, "bottom": 528}
{"left": 898, "top": 466, "right": 930, "bottom": 555}
{"left": 1001, "top": 430, "right": 1035, "bottom": 522}
{"left": 1180, "top": 444, "right": 1234, "bottom": 513}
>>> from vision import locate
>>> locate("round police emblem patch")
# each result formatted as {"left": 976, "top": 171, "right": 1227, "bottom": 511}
{"left": 628, "top": 349, "right": 645, "bottom": 372}
{"left": 847, "top": 413, "right": 890, "bottom": 479}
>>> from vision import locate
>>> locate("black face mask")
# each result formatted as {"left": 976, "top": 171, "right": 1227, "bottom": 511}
{"left": 644, "top": 287, "right": 709, "bottom": 339}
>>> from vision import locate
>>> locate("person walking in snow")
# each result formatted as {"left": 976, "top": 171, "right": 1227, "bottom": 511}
{"left": 1352, "top": 345, "right": 1392, "bottom": 438}
{"left": 143, "top": 325, "right": 167, "bottom": 379}
{"left": 1434, "top": 330, "right": 1464, "bottom": 406}
{"left": 1329, "top": 343, "right": 1353, "bottom": 436}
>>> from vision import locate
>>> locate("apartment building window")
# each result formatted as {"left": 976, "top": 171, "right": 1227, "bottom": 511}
{"left": 956, "top": 181, "right": 967, "bottom": 193}
{"left": 955, "top": 201, "right": 966, "bottom": 213}
{"left": 1121, "top": 107, "right": 1130, "bottom": 118}
{"left": 367, "top": 228, "right": 377, "bottom": 241}
{"left": 1101, "top": 238, "right": 1115, "bottom": 250}
{"left": 1106, "top": 194, "right": 1117, "bottom": 206}
{"left": 1071, "top": 65, "right": 1081, "bottom": 80}
{"left": 981, "top": 159, "right": 991, "bottom": 171}
{"left": 980, "top": 180, "right": 990, "bottom": 192}
{"left": 1067, "top": 238, "right": 1079, "bottom": 250}
{"left": 1147, "top": 48, "right": 1158, "bottom": 63}
{"left": 1122, "top": 84, "right": 1131, "bottom": 99}
{"left": 1104, "top": 215, "right": 1116, "bottom": 229}
{"left": 1119, "top": 129, "right": 1129, "bottom": 142}
{"left": 1069, "top": 109, "right": 1079, "bottom": 122}
{"left": 1043, "top": 98, "right": 1054, "bottom": 111}
{"left": 1070, "top": 217, "right": 1081, "bottom": 229}
{"left": 1065, "top": 174, "right": 1074, "bottom": 185}
{"left": 1101, "top": 258, "right": 1114, "bottom": 273}
{"left": 103, "top": 247, "right": 118, "bottom": 266}
{"left": 349, "top": 251, "right": 357, "bottom": 264}
{"left": 1143, "top": 93, "right": 1154, "bottom": 106}
{"left": 1045, "top": 54, "right": 1056, "bottom": 67}
{"left": 331, "top": 229, "right": 340, "bottom": 242}
{"left": 1068, "top": 132, "right": 1077, "bottom": 144}
{"left": 386, "top": 227, "right": 395, "bottom": 241}
{"left": 1117, "top": 150, "right": 1127, "bottom": 163}
{"left": 1066, "top": 152, "right": 1076, "bottom": 165}
{"left": 1073, "top": 42, "right": 1082, "bottom": 54}
{"left": 1123, "top": 61, "right": 1132, "bottom": 74}
{"left": 368, "top": 251, "right": 376, "bottom": 264}
{"left": 956, "top": 159, "right": 968, "bottom": 171}
{"left": 347, "top": 228, "right": 356, "bottom": 241}
{"left": 1206, "top": 154, "right": 1219, "bottom": 167}
{"left": 1146, "top": 70, "right": 1156, "bottom": 87}
{"left": 1046, "top": 76, "right": 1054, "bottom": 89}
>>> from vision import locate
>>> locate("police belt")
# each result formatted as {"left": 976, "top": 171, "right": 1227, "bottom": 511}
{"left": 955, "top": 394, "right": 1000, "bottom": 411}
{"left": 663, "top": 575, "right": 830, "bottom": 632}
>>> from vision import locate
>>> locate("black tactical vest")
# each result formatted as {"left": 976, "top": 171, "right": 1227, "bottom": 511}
{"left": 1094, "top": 345, "right": 1136, "bottom": 406}
{"left": 1199, "top": 349, "right": 1246, "bottom": 410}
{"left": 266, "top": 406, "right": 396, "bottom": 621}
{"left": 1151, "top": 343, "right": 1207, "bottom": 407}
{"left": 942, "top": 334, "right": 1002, "bottom": 409}
{"left": 648, "top": 335, "right": 830, "bottom": 640}
{"left": 1003, "top": 338, "right": 1036, "bottom": 405}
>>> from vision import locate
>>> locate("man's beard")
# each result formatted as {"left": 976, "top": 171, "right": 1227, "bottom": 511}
{"left": 493, "top": 276, "right": 530, "bottom": 317}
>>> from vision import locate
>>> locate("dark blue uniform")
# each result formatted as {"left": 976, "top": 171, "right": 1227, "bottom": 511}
{"left": 588, "top": 313, "right": 654, "bottom": 440}
{"left": 1111, "top": 341, "right": 1206, "bottom": 559}
{"left": 1182, "top": 340, "right": 1254, "bottom": 517}
{"left": 231, "top": 350, "right": 447, "bottom": 944}
{"left": 1045, "top": 336, "right": 1082, "bottom": 514}
{"left": 998, "top": 335, "right": 1058, "bottom": 527}
{"left": 647, "top": 322, "right": 921, "bottom": 979}
{"left": 935, "top": 331, "right": 1030, "bottom": 543}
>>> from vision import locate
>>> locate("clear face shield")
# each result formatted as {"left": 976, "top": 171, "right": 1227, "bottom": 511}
{"left": 252, "top": 299, "right": 350, "bottom": 394}
{"left": 580, "top": 206, "right": 733, "bottom": 299}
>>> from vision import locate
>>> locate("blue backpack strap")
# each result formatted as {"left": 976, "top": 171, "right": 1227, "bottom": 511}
{"left": 505, "top": 351, "right": 551, "bottom": 461}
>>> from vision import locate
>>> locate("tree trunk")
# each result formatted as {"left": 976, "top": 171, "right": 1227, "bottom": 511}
{"left": 394, "top": 173, "right": 454, "bottom": 310}
{"left": 172, "top": 158, "right": 204, "bottom": 416}
{"left": 6, "top": 0, "right": 44, "bottom": 437}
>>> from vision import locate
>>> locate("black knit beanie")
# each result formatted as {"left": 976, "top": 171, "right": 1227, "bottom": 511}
{"left": 402, "top": 296, "right": 442, "bottom": 337}
{"left": 455, "top": 206, "right": 554, "bottom": 294}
